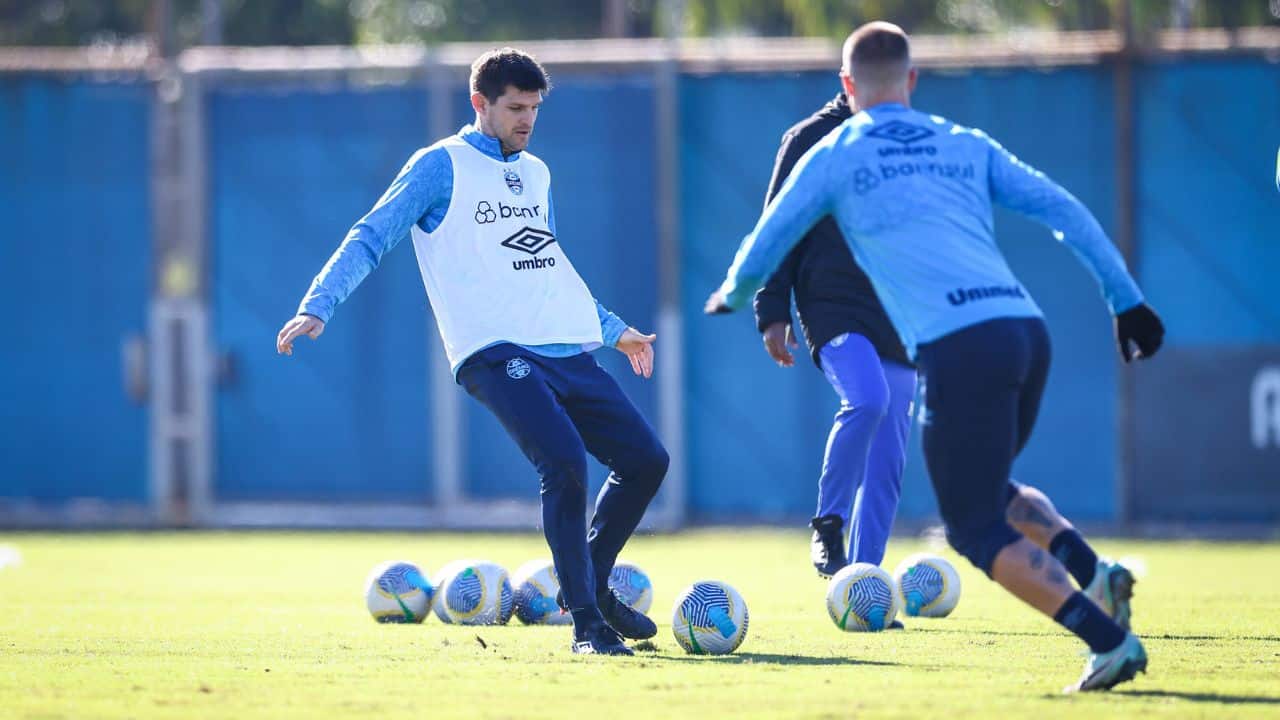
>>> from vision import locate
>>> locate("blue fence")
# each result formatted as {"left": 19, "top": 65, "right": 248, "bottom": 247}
{"left": 2, "top": 54, "right": 1277, "bottom": 523}
{"left": 0, "top": 76, "right": 152, "bottom": 503}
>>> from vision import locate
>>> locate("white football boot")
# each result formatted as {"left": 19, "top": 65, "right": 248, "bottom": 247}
{"left": 1083, "top": 557, "right": 1136, "bottom": 630}
{"left": 1065, "top": 631, "right": 1147, "bottom": 693}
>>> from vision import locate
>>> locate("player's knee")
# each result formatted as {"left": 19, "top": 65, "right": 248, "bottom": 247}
{"left": 839, "top": 375, "right": 891, "bottom": 422}
{"left": 944, "top": 519, "right": 1021, "bottom": 577}
{"left": 540, "top": 452, "right": 589, "bottom": 495}
{"left": 625, "top": 437, "right": 669, "bottom": 493}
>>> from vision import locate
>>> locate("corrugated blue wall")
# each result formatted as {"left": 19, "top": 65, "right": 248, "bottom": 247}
{"left": 1129, "top": 57, "right": 1280, "bottom": 520}
{"left": 4, "top": 56, "right": 1275, "bottom": 522}
{"left": 209, "top": 81, "right": 435, "bottom": 502}
{"left": 0, "top": 77, "right": 151, "bottom": 502}
{"left": 1135, "top": 57, "right": 1280, "bottom": 348}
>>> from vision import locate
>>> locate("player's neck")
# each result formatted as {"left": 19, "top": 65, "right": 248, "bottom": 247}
{"left": 474, "top": 116, "right": 519, "bottom": 158}
{"left": 857, "top": 92, "right": 911, "bottom": 110}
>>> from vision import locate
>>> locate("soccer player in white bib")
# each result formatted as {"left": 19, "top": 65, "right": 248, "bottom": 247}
{"left": 276, "top": 48, "right": 666, "bottom": 656}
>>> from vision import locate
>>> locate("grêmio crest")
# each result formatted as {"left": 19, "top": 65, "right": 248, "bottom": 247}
{"left": 504, "top": 169, "right": 523, "bottom": 195}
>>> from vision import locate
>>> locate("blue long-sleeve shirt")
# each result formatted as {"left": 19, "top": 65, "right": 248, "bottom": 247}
{"left": 298, "top": 124, "right": 628, "bottom": 366}
{"left": 718, "top": 103, "right": 1144, "bottom": 358}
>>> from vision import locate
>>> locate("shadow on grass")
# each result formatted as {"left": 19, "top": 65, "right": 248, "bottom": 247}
{"left": 911, "top": 628, "right": 1280, "bottom": 643}
{"left": 647, "top": 651, "right": 899, "bottom": 667}
{"left": 1143, "top": 634, "right": 1280, "bottom": 642}
{"left": 1112, "top": 690, "right": 1280, "bottom": 705}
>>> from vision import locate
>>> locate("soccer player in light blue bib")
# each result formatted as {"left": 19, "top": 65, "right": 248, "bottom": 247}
{"left": 277, "top": 48, "right": 666, "bottom": 656}
{"left": 707, "top": 22, "right": 1165, "bottom": 692}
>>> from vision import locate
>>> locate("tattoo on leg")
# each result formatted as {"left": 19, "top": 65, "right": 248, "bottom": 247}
{"left": 1010, "top": 496, "right": 1055, "bottom": 529}
{"left": 1048, "top": 567, "right": 1069, "bottom": 586}
{"left": 1029, "top": 548, "right": 1045, "bottom": 570}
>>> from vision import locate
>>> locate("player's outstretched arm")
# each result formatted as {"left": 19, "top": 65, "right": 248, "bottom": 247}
{"left": 985, "top": 135, "right": 1165, "bottom": 361}
{"left": 276, "top": 314, "right": 326, "bottom": 355}
{"left": 706, "top": 135, "right": 836, "bottom": 315}
{"left": 279, "top": 147, "right": 450, "bottom": 357}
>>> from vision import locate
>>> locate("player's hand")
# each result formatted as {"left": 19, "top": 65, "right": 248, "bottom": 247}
{"left": 616, "top": 327, "right": 656, "bottom": 379}
{"left": 762, "top": 321, "right": 799, "bottom": 367}
{"left": 277, "top": 314, "right": 325, "bottom": 356}
{"left": 1114, "top": 303, "right": 1164, "bottom": 362}
{"left": 704, "top": 290, "right": 732, "bottom": 315}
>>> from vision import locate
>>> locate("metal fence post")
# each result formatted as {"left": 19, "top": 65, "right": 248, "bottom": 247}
{"left": 149, "top": 59, "right": 212, "bottom": 526}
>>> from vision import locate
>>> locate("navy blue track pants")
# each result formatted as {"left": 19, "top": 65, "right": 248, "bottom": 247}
{"left": 916, "top": 317, "right": 1051, "bottom": 574}
{"left": 457, "top": 343, "right": 668, "bottom": 612}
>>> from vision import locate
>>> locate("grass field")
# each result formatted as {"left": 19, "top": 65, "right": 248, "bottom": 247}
{"left": 1, "top": 531, "right": 1278, "bottom": 719}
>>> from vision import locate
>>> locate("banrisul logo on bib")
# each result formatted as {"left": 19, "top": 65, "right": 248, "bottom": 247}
{"left": 504, "top": 169, "right": 523, "bottom": 195}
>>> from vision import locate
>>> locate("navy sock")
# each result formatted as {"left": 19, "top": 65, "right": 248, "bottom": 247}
{"left": 1049, "top": 529, "right": 1098, "bottom": 588}
{"left": 1054, "top": 592, "right": 1125, "bottom": 653}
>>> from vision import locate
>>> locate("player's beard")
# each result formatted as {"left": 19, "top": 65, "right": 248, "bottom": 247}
{"left": 503, "top": 126, "right": 531, "bottom": 153}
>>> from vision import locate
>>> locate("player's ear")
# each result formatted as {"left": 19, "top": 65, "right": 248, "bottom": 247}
{"left": 906, "top": 67, "right": 919, "bottom": 93}
{"left": 839, "top": 71, "right": 855, "bottom": 99}
{"left": 470, "top": 91, "right": 488, "bottom": 116}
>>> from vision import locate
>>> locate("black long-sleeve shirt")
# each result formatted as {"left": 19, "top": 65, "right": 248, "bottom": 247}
{"left": 752, "top": 93, "right": 912, "bottom": 368}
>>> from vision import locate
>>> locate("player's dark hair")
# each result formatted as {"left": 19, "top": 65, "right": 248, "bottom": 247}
{"left": 470, "top": 47, "right": 551, "bottom": 102}
{"left": 843, "top": 21, "right": 910, "bottom": 76}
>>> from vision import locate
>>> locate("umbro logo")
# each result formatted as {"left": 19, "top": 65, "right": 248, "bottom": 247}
{"left": 867, "top": 120, "right": 934, "bottom": 145}
{"left": 501, "top": 226, "right": 556, "bottom": 255}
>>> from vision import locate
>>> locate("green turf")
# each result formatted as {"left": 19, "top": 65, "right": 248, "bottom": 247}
{"left": 1, "top": 531, "right": 1277, "bottom": 719}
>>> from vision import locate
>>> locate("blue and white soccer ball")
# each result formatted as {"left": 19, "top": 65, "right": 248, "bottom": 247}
{"left": 671, "top": 580, "right": 749, "bottom": 655}
{"left": 511, "top": 559, "right": 570, "bottom": 626}
{"left": 893, "top": 553, "right": 962, "bottom": 618}
{"left": 434, "top": 560, "right": 514, "bottom": 626}
{"left": 364, "top": 560, "right": 433, "bottom": 624}
{"left": 826, "top": 562, "right": 901, "bottom": 632}
{"left": 608, "top": 561, "right": 654, "bottom": 614}
{"left": 430, "top": 559, "right": 467, "bottom": 624}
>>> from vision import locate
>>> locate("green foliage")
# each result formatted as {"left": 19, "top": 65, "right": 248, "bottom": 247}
{"left": 0, "top": 0, "right": 1275, "bottom": 47}
{"left": 1, "top": 531, "right": 1278, "bottom": 718}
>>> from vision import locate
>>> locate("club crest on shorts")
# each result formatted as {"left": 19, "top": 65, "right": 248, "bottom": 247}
{"left": 504, "top": 169, "right": 523, "bottom": 195}
{"left": 506, "top": 357, "right": 531, "bottom": 379}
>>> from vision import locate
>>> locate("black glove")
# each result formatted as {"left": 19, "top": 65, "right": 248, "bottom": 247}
{"left": 704, "top": 290, "right": 733, "bottom": 315}
{"left": 1114, "top": 303, "right": 1164, "bottom": 362}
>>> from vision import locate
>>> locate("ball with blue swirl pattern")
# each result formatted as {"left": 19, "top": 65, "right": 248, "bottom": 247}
{"left": 607, "top": 561, "right": 654, "bottom": 614}
{"left": 826, "top": 562, "right": 902, "bottom": 632}
{"left": 671, "top": 580, "right": 749, "bottom": 655}
{"left": 511, "top": 559, "right": 571, "bottom": 625}
{"left": 434, "top": 560, "right": 514, "bottom": 626}
{"left": 364, "top": 560, "right": 434, "bottom": 624}
{"left": 893, "top": 553, "right": 961, "bottom": 618}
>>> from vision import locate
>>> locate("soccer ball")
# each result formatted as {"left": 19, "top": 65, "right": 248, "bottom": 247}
{"left": 671, "top": 580, "right": 749, "bottom": 655}
{"left": 826, "top": 562, "right": 901, "bottom": 632}
{"left": 893, "top": 553, "right": 962, "bottom": 618}
{"left": 430, "top": 559, "right": 468, "bottom": 624}
{"left": 511, "top": 559, "right": 570, "bottom": 625}
{"left": 434, "top": 560, "right": 514, "bottom": 625}
{"left": 364, "top": 560, "right": 433, "bottom": 624}
{"left": 608, "top": 561, "right": 653, "bottom": 614}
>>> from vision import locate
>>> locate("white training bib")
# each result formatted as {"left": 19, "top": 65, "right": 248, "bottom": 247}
{"left": 410, "top": 136, "right": 602, "bottom": 373}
